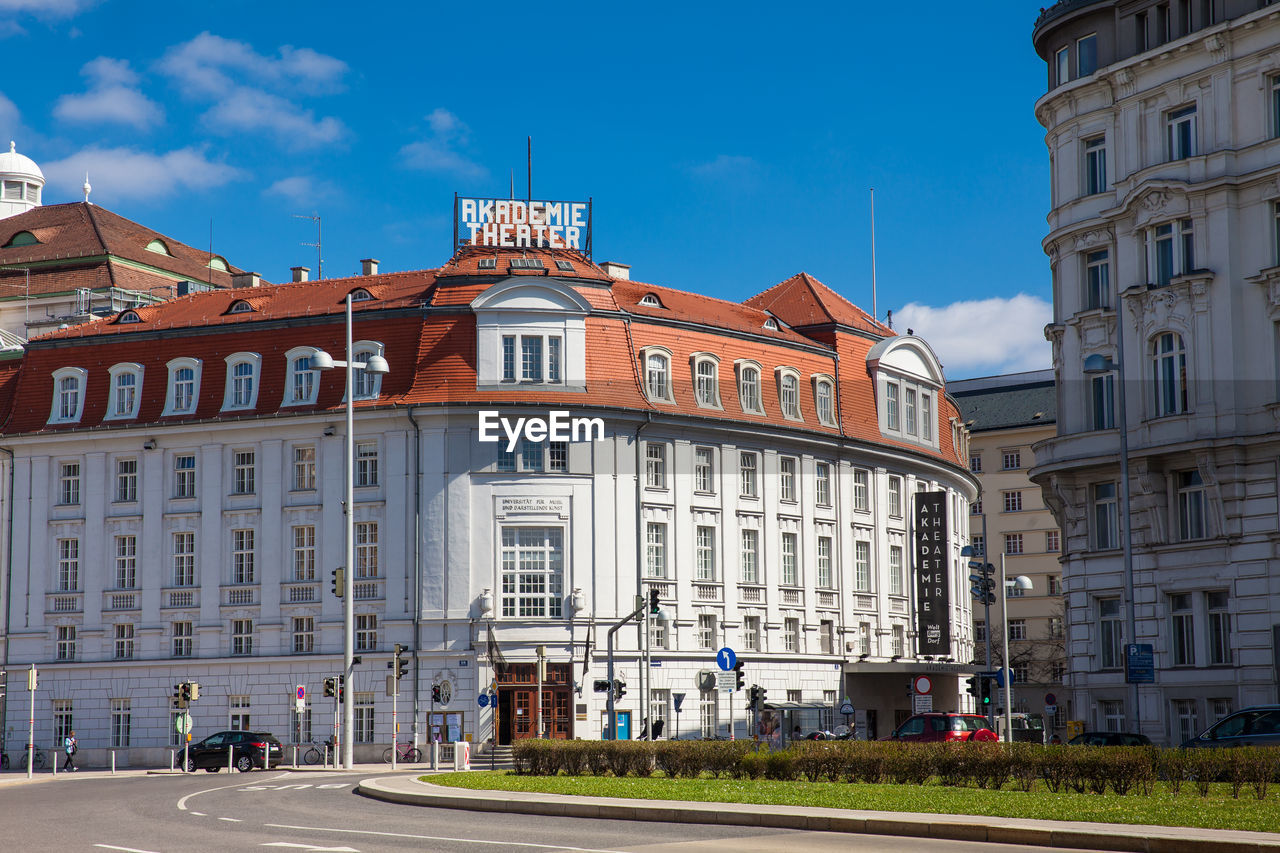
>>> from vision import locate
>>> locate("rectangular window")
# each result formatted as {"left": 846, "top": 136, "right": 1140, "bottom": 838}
{"left": 1101, "top": 699, "right": 1125, "bottom": 733}
{"left": 854, "top": 540, "right": 871, "bottom": 592}
{"left": 116, "top": 458, "right": 137, "bottom": 502}
{"left": 1093, "top": 482, "right": 1120, "bottom": 550}
{"left": 1173, "top": 699, "right": 1199, "bottom": 745}
{"left": 1008, "top": 619, "right": 1027, "bottom": 641}
{"left": 1207, "top": 590, "right": 1231, "bottom": 665}
{"left": 547, "top": 441, "right": 567, "bottom": 472}
{"left": 232, "top": 619, "right": 253, "bottom": 655}
{"left": 815, "top": 461, "right": 832, "bottom": 506}
{"left": 819, "top": 620, "right": 835, "bottom": 654}
{"left": 520, "top": 438, "right": 543, "bottom": 472}
{"left": 921, "top": 392, "right": 933, "bottom": 441}
{"left": 1167, "top": 105, "right": 1196, "bottom": 160}
{"left": 111, "top": 699, "right": 131, "bottom": 748}
{"left": 1099, "top": 597, "right": 1124, "bottom": 669}
{"left": 502, "top": 335, "right": 516, "bottom": 381}
{"left": 58, "top": 538, "right": 80, "bottom": 591}
{"left": 1056, "top": 45, "right": 1069, "bottom": 85}
{"left": 1049, "top": 575, "right": 1063, "bottom": 595}
{"left": 59, "top": 462, "right": 80, "bottom": 505}
{"left": 113, "top": 622, "right": 135, "bottom": 659}
{"left": 356, "top": 613, "right": 378, "bottom": 651}
{"left": 888, "top": 544, "right": 903, "bottom": 596}
{"left": 1084, "top": 136, "right": 1107, "bottom": 195}
{"left": 888, "top": 476, "right": 902, "bottom": 517}
{"left": 293, "top": 446, "right": 316, "bottom": 491}
{"left": 499, "top": 527, "right": 564, "bottom": 618}
{"left": 1003, "top": 490, "right": 1023, "bottom": 513}
{"left": 1005, "top": 533, "right": 1024, "bottom": 555}
{"left": 1046, "top": 530, "right": 1060, "bottom": 552}
{"left": 1135, "top": 10, "right": 1149, "bottom": 52}
{"left": 975, "top": 621, "right": 986, "bottom": 643}
{"left": 853, "top": 468, "right": 870, "bottom": 511}
{"left": 699, "top": 689, "right": 718, "bottom": 738}
{"left": 1273, "top": 74, "right": 1280, "bottom": 140}
{"left": 292, "top": 616, "right": 314, "bottom": 653}
{"left": 780, "top": 532, "right": 798, "bottom": 586}
{"left": 1092, "top": 372, "right": 1116, "bottom": 429}
{"left": 172, "top": 621, "right": 193, "bottom": 657}
{"left": 969, "top": 455, "right": 982, "bottom": 473}
{"left": 859, "top": 622, "right": 871, "bottom": 655}
{"left": 740, "top": 528, "right": 759, "bottom": 583}
{"left": 698, "top": 614, "right": 717, "bottom": 650}
{"left": 1077, "top": 33, "right": 1097, "bottom": 76}
{"left": 229, "top": 695, "right": 251, "bottom": 731}
{"left": 1170, "top": 592, "right": 1194, "bottom": 665}
{"left": 1049, "top": 616, "right": 1064, "bottom": 637}
{"left": 1177, "top": 470, "right": 1206, "bottom": 540}
{"left": 904, "top": 389, "right": 917, "bottom": 436}
{"left": 232, "top": 529, "right": 255, "bottom": 584}
{"left": 892, "top": 625, "right": 905, "bottom": 657}
{"left": 354, "top": 694, "right": 375, "bottom": 744}
{"left": 972, "top": 499, "right": 983, "bottom": 515}
{"left": 817, "top": 536, "right": 833, "bottom": 588}
{"left": 1210, "top": 698, "right": 1233, "bottom": 724}
{"left": 645, "top": 442, "right": 666, "bottom": 489}
{"left": 645, "top": 522, "right": 667, "bottom": 578}
{"left": 694, "top": 447, "right": 716, "bottom": 493}
{"left": 53, "top": 700, "right": 73, "bottom": 743}
{"left": 886, "top": 382, "right": 900, "bottom": 430}
{"left": 971, "top": 534, "right": 985, "bottom": 557}
{"left": 1274, "top": 201, "right": 1280, "bottom": 266}
{"left": 547, "top": 336, "right": 562, "bottom": 384}
{"left": 355, "top": 521, "right": 379, "bottom": 578}
{"left": 173, "top": 454, "right": 196, "bottom": 499}
{"left": 739, "top": 452, "right": 758, "bottom": 498}
{"left": 355, "top": 441, "right": 379, "bottom": 487}
{"left": 784, "top": 617, "right": 800, "bottom": 652}
{"left": 695, "top": 525, "right": 717, "bottom": 581}
{"left": 173, "top": 532, "right": 195, "bottom": 586}
{"left": 1085, "top": 248, "right": 1110, "bottom": 309}
{"left": 779, "top": 456, "right": 797, "bottom": 502}
{"left": 521, "top": 336, "right": 543, "bottom": 382}
{"left": 233, "top": 450, "right": 255, "bottom": 495}
{"left": 57, "top": 625, "right": 76, "bottom": 660}
{"left": 115, "top": 535, "right": 137, "bottom": 589}
{"left": 1002, "top": 450, "right": 1021, "bottom": 470}
{"left": 649, "top": 618, "right": 668, "bottom": 651}
{"left": 743, "top": 614, "right": 761, "bottom": 651}
{"left": 292, "top": 525, "right": 316, "bottom": 581}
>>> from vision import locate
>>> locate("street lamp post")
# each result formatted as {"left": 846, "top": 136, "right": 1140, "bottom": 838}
{"left": 1083, "top": 351, "right": 1139, "bottom": 734}
{"left": 999, "top": 553, "right": 1032, "bottom": 742}
{"left": 313, "top": 294, "right": 390, "bottom": 769}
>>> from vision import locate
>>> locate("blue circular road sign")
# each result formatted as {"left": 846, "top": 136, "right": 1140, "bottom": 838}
{"left": 477, "top": 693, "right": 489, "bottom": 707}
{"left": 717, "top": 647, "right": 737, "bottom": 671}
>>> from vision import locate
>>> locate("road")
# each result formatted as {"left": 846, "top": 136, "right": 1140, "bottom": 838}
{"left": 0, "top": 768, "right": 1107, "bottom": 852}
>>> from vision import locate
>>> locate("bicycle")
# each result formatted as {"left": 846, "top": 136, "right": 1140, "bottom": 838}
{"left": 302, "top": 737, "right": 334, "bottom": 766}
{"left": 382, "top": 741, "right": 421, "bottom": 764}
{"left": 16, "top": 745, "right": 46, "bottom": 769}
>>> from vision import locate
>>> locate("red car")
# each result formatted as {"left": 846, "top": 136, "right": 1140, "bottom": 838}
{"left": 883, "top": 713, "right": 998, "bottom": 743}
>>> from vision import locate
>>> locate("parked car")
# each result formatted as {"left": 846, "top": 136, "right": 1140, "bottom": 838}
{"left": 1181, "top": 706, "right": 1280, "bottom": 749}
{"left": 1004, "top": 713, "right": 1046, "bottom": 744}
{"left": 1066, "top": 731, "right": 1152, "bottom": 746}
{"left": 183, "top": 730, "right": 283, "bottom": 772}
{"left": 882, "top": 713, "right": 997, "bottom": 743}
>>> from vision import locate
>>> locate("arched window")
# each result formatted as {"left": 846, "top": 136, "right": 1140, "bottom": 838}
{"left": 4, "top": 230, "right": 39, "bottom": 248}
{"left": 50, "top": 367, "right": 88, "bottom": 424}
{"left": 348, "top": 288, "right": 374, "bottom": 303}
{"left": 162, "top": 357, "right": 202, "bottom": 417}
{"left": 814, "top": 377, "right": 835, "bottom": 426}
{"left": 1151, "top": 332, "right": 1188, "bottom": 416}
{"left": 284, "top": 347, "right": 321, "bottom": 406}
{"left": 106, "top": 363, "right": 144, "bottom": 420}
{"left": 209, "top": 256, "right": 229, "bottom": 272}
{"left": 228, "top": 300, "right": 254, "bottom": 314}
{"left": 737, "top": 362, "right": 763, "bottom": 413}
{"left": 777, "top": 369, "right": 801, "bottom": 420}
{"left": 646, "top": 352, "right": 671, "bottom": 402}
{"left": 691, "top": 355, "right": 720, "bottom": 409}
{"left": 145, "top": 239, "right": 173, "bottom": 256}
{"left": 640, "top": 293, "right": 663, "bottom": 308}
{"left": 222, "top": 353, "right": 261, "bottom": 412}
{"left": 352, "top": 341, "right": 385, "bottom": 401}
{"left": 116, "top": 310, "right": 141, "bottom": 324}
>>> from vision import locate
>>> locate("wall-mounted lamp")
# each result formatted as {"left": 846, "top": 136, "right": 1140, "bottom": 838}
{"left": 142, "top": 439, "right": 156, "bottom": 450}
{"left": 477, "top": 588, "right": 493, "bottom": 616}
{"left": 323, "top": 426, "right": 336, "bottom": 437}
{"left": 570, "top": 588, "right": 586, "bottom": 615}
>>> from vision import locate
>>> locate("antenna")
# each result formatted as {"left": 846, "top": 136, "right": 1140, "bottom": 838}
{"left": 509, "top": 170, "right": 514, "bottom": 200}
{"left": 293, "top": 213, "right": 322, "bottom": 280}
{"left": 527, "top": 135, "right": 532, "bottom": 201}
{"left": 208, "top": 219, "right": 214, "bottom": 285}
{"left": 870, "top": 187, "right": 878, "bottom": 324}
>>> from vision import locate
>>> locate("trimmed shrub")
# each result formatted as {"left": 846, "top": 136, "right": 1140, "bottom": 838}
{"left": 764, "top": 750, "right": 797, "bottom": 781}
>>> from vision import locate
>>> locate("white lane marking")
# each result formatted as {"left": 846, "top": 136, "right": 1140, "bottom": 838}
{"left": 94, "top": 846, "right": 162, "bottom": 853}
{"left": 261, "top": 845, "right": 359, "bottom": 852}
{"left": 265, "top": 824, "right": 631, "bottom": 852}
{"left": 190, "top": 812, "right": 206, "bottom": 816}
{"left": 177, "top": 772, "right": 292, "bottom": 810}
{"left": 219, "top": 817, "right": 243, "bottom": 822}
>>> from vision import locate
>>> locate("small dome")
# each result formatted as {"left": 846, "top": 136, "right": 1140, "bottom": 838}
{"left": 0, "top": 141, "right": 43, "bottom": 182}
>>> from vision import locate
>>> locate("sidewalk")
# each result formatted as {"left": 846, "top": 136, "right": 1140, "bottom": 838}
{"left": 0, "top": 761, "right": 433, "bottom": 785}
{"left": 357, "top": 774, "right": 1280, "bottom": 853}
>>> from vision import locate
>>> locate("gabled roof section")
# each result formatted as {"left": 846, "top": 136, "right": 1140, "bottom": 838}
{"left": 745, "top": 272, "right": 891, "bottom": 336}
{"left": 950, "top": 370, "right": 1057, "bottom": 432}
{"left": 438, "top": 245, "right": 611, "bottom": 281}
{"left": 613, "top": 279, "right": 818, "bottom": 346}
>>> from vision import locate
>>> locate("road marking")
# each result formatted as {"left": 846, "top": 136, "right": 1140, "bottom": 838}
{"left": 261, "top": 844, "right": 360, "bottom": 852}
{"left": 189, "top": 812, "right": 206, "bottom": 816}
{"left": 265, "top": 824, "right": 631, "bottom": 852}
{"left": 177, "top": 772, "right": 293, "bottom": 810}
{"left": 219, "top": 817, "right": 243, "bottom": 822}
{"left": 95, "top": 846, "right": 162, "bottom": 853}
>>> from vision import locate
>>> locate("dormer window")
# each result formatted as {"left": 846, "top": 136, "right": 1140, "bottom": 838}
{"left": 867, "top": 336, "right": 944, "bottom": 449}
{"left": 763, "top": 318, "right": 778, "bottom": 331}
{"left": 639, "top": 346, "right": 675, "bottom": 404}
{"left": 776, "top": 368, "right": 802, "bottom": 420}
{"left": 222, "top": 352, "right": 261, "bottom": 412}
{"left": 639, "top": 293, "right": 663, "bottom": 308}
{"left": 691, "top": 354, "right": 721, "bottom": 409}
{"left": 813, "top": 375, "right": 836, "bottom": 426}
{"left": 117, "top": 310, "right": 141, "bottom": 324}
{"left": 348, "top": 288, "right": 374, "bottom": 303}
{"left": 145, "top": 238, "right": 173, "bottom": 256}
{"left": 162, "top": 357, "right": 202, "bottom": 417}
{"left": 284, "top": 346, "right": 321, "bottom": 406}
{"left": 351, "top": 341, "right": 385, "bottom": 400}
{"left": 470, "top": 278, "right": 591, "bottom": 391}
{"left": 228, "top": 300, "right": 254, "bottom": 314}
{"left": 735, "top": 360, "right": 764, "bottom": 414}
{"left": 49, "top": 367, "right": 88, "bottom": 424}
{"left": 478, "top": 257, "right": 497, "bottom": 270}
{"left": 209, "top": 256, "right": 229, "bottom": 272}
{"left": 510, "top": 258, "right": 545, "bottom": 270}
{"left": 3, "top": 230, "right": 39, "bottom": 248}
{"left": 106, "top": 363, "right": 144, "bottom": 420}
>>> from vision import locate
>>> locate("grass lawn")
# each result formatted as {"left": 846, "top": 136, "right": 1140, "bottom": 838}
{"left": 428, "top": 772, "right": 1280, "bottom": 834}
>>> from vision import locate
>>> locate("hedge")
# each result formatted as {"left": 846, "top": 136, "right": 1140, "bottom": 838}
{"left": 509, "top": 739, "right": 1280, "bottom": 799}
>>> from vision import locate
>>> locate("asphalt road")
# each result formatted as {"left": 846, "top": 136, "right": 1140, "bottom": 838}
{"left": 0, "top": 768, "right": 1107, "bottom": 852}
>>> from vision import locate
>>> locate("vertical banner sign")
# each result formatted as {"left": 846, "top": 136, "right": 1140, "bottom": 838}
{"left": 914, "top": 490, "right": 951, "bottom": 656}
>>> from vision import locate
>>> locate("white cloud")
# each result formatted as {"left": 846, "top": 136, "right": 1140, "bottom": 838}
{"left": 0, "top": 0, "right": 95, "bottom": 15}
{"left": 43, "top": 146, "right": 246, "bottom": 202}
{"left": 689, "top": 154, "right": 759, "bottom": 181}
{"left": 399, "top": 108, "right": 486, "bottom": 179}
{"left": 265, "top": 175, "right": 337, "bottom": 205}
{"left": 892, "top": 294, "right": 1052, "bottom": 378}
{"left": 158, "top": 32, "right": 347, "bottom": 98}
{"left": 53, "top": 57, "right": 163, "bottom": 130}
{"left": 0, "top": 90, "right": 23, "bottom": 140}
{"left": 202, "top": 88, "right": 343, "bottom": 149}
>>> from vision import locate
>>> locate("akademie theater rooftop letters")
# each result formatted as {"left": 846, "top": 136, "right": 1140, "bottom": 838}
{"left": 0, "top": 190, "right": 978, "bottom": 762}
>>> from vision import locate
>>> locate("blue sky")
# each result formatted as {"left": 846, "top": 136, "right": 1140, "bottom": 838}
{"left": 0, "top": 1, "right": 1052, "bottom": 378}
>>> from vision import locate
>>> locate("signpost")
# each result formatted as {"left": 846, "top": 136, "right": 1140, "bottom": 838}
{"left": 914, "top": 492, "right": 951, "bottom": 656}
{"left": 839, "top": 699, "right": 855, "bottom": 733}
{"left": 1125, "top": 644, "right": 1155, "bottom": 684}
{"left": 716, "top": 647, "right": 737, "bottom": 671}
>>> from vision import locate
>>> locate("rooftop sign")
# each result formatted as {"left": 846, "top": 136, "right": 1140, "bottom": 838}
{"left": 454, "top": 195, "right": 592, "bottom": 257}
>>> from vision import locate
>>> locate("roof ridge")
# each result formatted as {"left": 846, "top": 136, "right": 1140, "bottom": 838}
{"left": 619, "top": 278, "right": 775, "bottom": 318}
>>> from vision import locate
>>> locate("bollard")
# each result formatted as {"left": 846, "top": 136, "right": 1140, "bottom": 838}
{"left": 169, "top": 749, "right": 175, "bottom": 772}
{"left": 52, "top": 752, "right": 57, "bottom": 775}
{"left": 228, "top": 746, "right": 234, "bottom": 773}
{"left": 111, "top": 751, "right": 116, "bottom": 775}
{"left": 430, "top": 741, "right": 438, "bottom": 771}
{"left": 292, "top": 745, "right": 298, "bottom": 768}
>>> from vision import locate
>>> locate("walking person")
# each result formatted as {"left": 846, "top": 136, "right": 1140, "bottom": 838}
{"left": 63, "top": 730, "right": 78, "bottom": 772}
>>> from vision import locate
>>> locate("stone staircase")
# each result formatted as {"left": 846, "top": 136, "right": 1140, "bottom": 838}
{"left": 474, "top": 743, "right": 515, "bottom": 772}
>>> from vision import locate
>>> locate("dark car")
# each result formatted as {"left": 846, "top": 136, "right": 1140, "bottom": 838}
{"left": 882, "top": 713, "right": 997, "bottom": 743}
{"left": 183, "top": 730, "right": 283, "bottom": 772}
{"left": 1067, "top": 731, "right": 1152, "bottom": 746}
{"left": 1181, "top": 706, "right": 1280, "bottom": 749}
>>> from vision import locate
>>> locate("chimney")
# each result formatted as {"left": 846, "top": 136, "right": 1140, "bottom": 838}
{"left": 600, "top": 261, "right": 630, "bottom": 280}
{"left": 231, "top": 272, "right": 261, "bottom": 289}
{"left": 361, "top": 258, "right": 379, "bottom": 276}
{"left": 291, "top": 266, "right": 310, "bottom": 283}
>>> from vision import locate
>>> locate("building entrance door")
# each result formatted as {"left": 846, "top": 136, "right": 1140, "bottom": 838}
{"left": 495, "top": 662, "right": 574, "bottom": 741}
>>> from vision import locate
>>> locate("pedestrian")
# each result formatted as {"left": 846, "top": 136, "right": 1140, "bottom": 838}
{"left": 63, "top": 730, "right": 78, "bottom": 772}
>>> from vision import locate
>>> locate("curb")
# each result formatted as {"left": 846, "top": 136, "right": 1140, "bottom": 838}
{"left": 356, "top": 776, "right": 1280, "bottom": 853}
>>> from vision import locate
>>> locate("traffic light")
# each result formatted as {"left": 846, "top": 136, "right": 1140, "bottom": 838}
{"left": 173, "top": 683, "right": 184, "bottom": 708}
{"left": 330, "top": 567, "right": 345, "bottom": 598}
{"left": 431, "top": 683, "right": 441, "bottom": 703}
{"left": 592, "top": 679, "right": 611, "bottom": 693}
{"left": 969, "top": 564, "right": 996, "bottom": 604}
{"left": 323, "top": 676, "right": 336, "bottom": 698}
{"left": 180, "top": 682, "right": 190, "bottom": 702}
{"left": 757, "top": 685, "right": 767, "bottom": 708}
{"left": 389, "top": 645, "right": 409, "bottom": 681}
{"left": 187, "top": 682, "right": 199, "bottom": 702}
{"left": 649, "top": 587, "right": 660, "bottom": 614}
{"left": 979, "top": 677, "right": 992, "bottom": 708}
{"left": 613, "top": 678, "right": 626, "bottom": 699}
{"left": 965, "top": 675, "right": 980, "bottom": 699}
{"left": 747, "top": 685, "right": 762, "bottom": 710}
{"left": 734, "top": 661, "right": 745, "bottom": 691}
{"left": 337, "top": 675, "right": 345, "bottom": 703}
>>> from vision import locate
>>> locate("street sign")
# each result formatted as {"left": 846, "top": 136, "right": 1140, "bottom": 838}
{"left": 912, "top": 675, "right": 932, "bottom": 695}
{"left": 716, "top": 647, "right": 737, "bottom": 671}
{"left": 478, "top": 693, "right": 489, "bottom": 708}
{"left": 296, "top": 685, "right": 306, "bottom": 701}
{"left": 1126, "top": 644, "right": 1155, "bottom": 684}
{"left": 912, "top": 694, "right": 933, "bottom": 714}
{"left": 672, "top": 692, "right": 685, "bottom": 713}
{"left": 175, "top": 712, "right": 193, "bottom": 734}
{"left": 1044, "top": 692, "right": 1057, "bottom": 706}
{"left": 715, "top": 671, "right": 735, "bottom": 692}
{"left": 839, "top": 701, "right": 855, "bottom": 716}
{"left": 1045, "top": 704, "right": 1058, "bottom": 716}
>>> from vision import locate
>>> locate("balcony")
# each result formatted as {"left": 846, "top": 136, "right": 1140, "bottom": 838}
{"left": 737, "top": 584, "right": 765, "bottom": 604}
{"left": 816, "top": 591, "right": 837, "bottom": 610}
{"left": 283, "top": 582, "right": 318, "bottom": 604}
{"left": 163, "top": 588, "right": 197, "bottom": 609}
{"left": 46, "top": 592, "right": 82, "bottom": 614}
{"left": 853, "top": 594, "right": 875, "bottom": 611}
{"left": 780, "top": 588, "right": 802, "bottom": 607}
{"left": 692, "top": 583, "right": 722, "bottom": 603}
{"left": 222, "top": 584, "right": 259, "bottom": 606}
{"left": 644, "top": 581, "right": 674, "bottom": 601}
{"left": 103, "top": 591, "right": 139, "bottom": 611}
{"left": 353, "top": 579, "right": 383, "bottom": 601}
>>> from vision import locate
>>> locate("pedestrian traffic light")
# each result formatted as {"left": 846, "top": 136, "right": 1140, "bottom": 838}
{"left": 965, "top": 675, "right": 980, "bottom": 698}
{"left": 734, "top": 661, "right": 745, "bottom": 691}
{"left": 649, "top": 587, "right": 660, "bottom": 614}
{"left": 979, "top": 676, "right": 992, "bottom": 707}
{"left": 330, "top": 567, "right": 344, "bottom": 598}
{"left": 613, "top": 678, "right": 626, "bottom": 699}
{"left": 431, "top": 683, "right": 441, "bottom": 703}
{"left": 323, "top": 676, "right": 336, "bottom": 698}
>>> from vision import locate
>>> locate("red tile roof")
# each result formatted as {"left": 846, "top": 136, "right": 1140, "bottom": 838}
{"left": 745, "top": 272, "right": 891, "bottom": 336}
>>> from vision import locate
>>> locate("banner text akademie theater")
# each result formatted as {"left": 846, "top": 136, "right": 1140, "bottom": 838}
{"left": 457, "top": 198, "right": 590, "bottom": 250}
